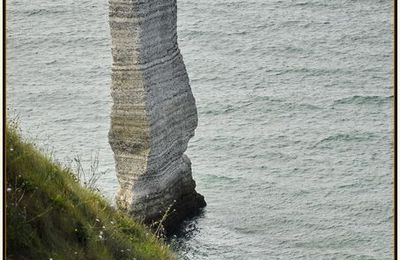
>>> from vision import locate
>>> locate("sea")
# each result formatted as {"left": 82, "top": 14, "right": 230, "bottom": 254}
{"left": 6, "top": 0, "right": 393, "bottom": 259}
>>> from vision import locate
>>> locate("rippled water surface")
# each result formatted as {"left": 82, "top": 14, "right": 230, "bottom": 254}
{"left": 7, "top": 0, "right": 393, "bottom": 259}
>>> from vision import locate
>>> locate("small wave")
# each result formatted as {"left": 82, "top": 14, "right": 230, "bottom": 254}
{"left": 314, "top": 132, "right": 378, "bottom": 147}
{"left": 205, "top": 174, "right": 241, "bottom": 184}
{"left": 227, "top": 31, "right": 248, "bottom": 36}
{"left": 337, "top": 183, "right": 359, "bottom": 189}
{"left": 332, "top": 95, "right": 392, "bottom": 106}
{"left": 249, "top": 96, "right": 322, "bottom": 112}
{"left": 280, "top": 20, "right": 301, "bottom": 27}
{"left": 26, "top": 8, "right": 66, "bottom": 16}
{"left": 291, "top": 1, "right": 330, "bottom": 8}
{"left": 271, "top": 67, "right": 352, "bottom": 77}
{"left": 293, "top": 2, "right": 309, "bottom": 6}
{"left": 27, "top": 9, "right": 46, "bottom": 16}
{"left": 296, "top": 103, "right": 322, "bottom": 110}
{"left": 45, "top": 60, "right": 57, "bottom": 65}
{"left": 284, "top": 45, "right": 305, "bottom": 53}
{"left": 252, "top": 95, "right": 283, "bottom": 103}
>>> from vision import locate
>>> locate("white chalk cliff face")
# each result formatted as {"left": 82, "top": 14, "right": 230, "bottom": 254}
{"left": 108, "top": 0, "right": 206, "bottom": 232}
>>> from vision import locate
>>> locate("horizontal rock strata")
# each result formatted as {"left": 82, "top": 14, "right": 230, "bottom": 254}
{"left": 108, "top": 0, "right": 206, "bottom": 233}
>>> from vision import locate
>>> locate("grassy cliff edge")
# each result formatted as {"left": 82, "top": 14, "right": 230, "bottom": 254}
{"left": 6, "top": 123, "right": 175, "bottom": 260}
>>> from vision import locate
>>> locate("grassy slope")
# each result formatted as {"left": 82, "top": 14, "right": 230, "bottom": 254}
{"left": 6, "top": 124, "right": 175, "bottom": 260}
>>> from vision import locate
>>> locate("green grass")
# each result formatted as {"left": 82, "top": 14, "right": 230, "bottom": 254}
{"left": 5, "top": 123, "right": 175, "bottom": 260}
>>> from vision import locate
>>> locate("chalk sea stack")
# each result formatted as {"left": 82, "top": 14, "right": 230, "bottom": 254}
{"left": 108, "top": 0, "right": 206, "bottom": 233}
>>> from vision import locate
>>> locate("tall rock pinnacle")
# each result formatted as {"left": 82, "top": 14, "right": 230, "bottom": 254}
{"left": 108, "top": 0, "right": 206, "bottom": 233}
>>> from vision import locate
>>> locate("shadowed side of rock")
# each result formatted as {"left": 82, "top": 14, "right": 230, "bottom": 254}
{"left": 108, "top": 0, "right": 206, "bottom": 234}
